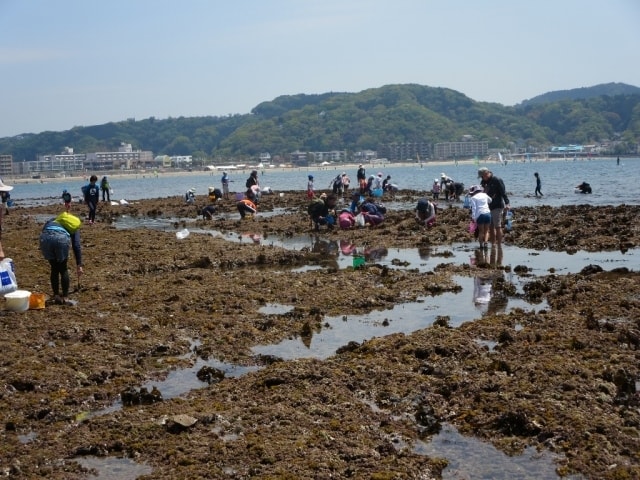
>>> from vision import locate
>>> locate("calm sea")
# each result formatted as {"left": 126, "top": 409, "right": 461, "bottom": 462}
{"left": 10, "top": 157, "right": 639, "bottom": 208}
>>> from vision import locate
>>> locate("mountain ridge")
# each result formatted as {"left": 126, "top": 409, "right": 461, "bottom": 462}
{"left": 1, "top": 82, "right": 639, "bottom": 160}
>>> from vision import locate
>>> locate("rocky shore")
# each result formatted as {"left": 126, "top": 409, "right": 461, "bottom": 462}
{"left": 0, "top": 190, "right": 638, "bottom": 479}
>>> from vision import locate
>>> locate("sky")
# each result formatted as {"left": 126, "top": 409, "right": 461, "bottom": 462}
{"left": 1, "top": 0, "right": 639, "bottom": 138}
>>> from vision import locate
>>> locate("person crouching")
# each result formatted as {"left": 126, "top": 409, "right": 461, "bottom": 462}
{"left": 237, "top": 197, "right": 257, "bottom": 219}
{"left": 308, "top": 193, "right": 337, "bottom": 231}
{"left": 415, "top": 198, "right": 437, "bottom": 227}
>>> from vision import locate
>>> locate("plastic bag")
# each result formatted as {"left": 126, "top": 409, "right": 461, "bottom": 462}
{"left": 468, "top": 220, "right": 477, "bottom": 233}
{"left": 0, "top": 258, "right": 18, "bottom": 295}
{"left": 355, "top": 213, "right": 366, "bottom": 227}
{"left": 176, "top": 229, "right": 190, "bottom": 239}
{"left": 505, "top": 210, "right": 513, "bottom": 231}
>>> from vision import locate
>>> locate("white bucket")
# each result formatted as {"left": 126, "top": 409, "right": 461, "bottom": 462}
{"left": 5, "top": 290, "right": 31, "bottom": 312}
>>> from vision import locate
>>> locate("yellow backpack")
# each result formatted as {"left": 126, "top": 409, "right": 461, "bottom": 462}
{"left": 54, "top": 212, "right": 82, "bottom": 233}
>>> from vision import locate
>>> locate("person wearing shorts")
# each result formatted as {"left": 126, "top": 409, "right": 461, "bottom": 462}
{"left": 468, "top": 185, "right": 492, "bottom": 249}
{"left": 478, "top": 167, "right": 510, "bottom": 246}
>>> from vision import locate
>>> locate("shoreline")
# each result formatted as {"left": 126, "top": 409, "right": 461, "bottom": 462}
{"left": 6, "top": 156, "right": 627, "bottom": 186}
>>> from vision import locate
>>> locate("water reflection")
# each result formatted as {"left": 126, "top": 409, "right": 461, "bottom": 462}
{"left": 252, "top": 275, "right": 544, "bottom": 361}
{"left": 112, "top": 215, "right": 640, "bottom": 274}
{"left": 75, "top": 456, "right": 153, "bottom": 480}
{"left": 415, "top": 423, "right": 584, "bottom": 480}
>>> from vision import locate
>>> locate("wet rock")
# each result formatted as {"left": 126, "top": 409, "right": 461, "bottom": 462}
{"left": 166, "top": 414, "right": 198, "bottom": 434}
{"left": 190, "top": 256, "right": 213, "bottom": 269}
{"left": 196, "top": 366, "right": 225, "bottom": 384}
{"left": 414, "top": 402, "right": 441, "bottom": 437}
{"left": 580, "top": 264, "right": 603, "bottom": 275}
{"left": 121, "top": 386, "right": 163, "bottom": 406}
{"left": 493, "top": 410, "right": 541, "bottom": 437}
{"left": 255, "top": 354, "right": 283, "bottom": 365}
{"left": 263, "top": 377, "right": 286, "bottom": 388}
{"left": 336, "top": 341, "right": 361, "bottom": 354}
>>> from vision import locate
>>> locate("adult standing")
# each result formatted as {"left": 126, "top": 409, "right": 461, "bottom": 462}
{"left": 39, "top": 211, "right": 84, "bottom": 304}
{"left": 221, "top": 171, "right": 230, "bottom": 199}
{"left": 478, "top": 167, "right": 510, "bottom": 246}
{"left": 246, "top": 170, "right": 259, "bottom": 190}
{"left": 82, "top": 175, "right": 100, "bottom": 224}
{"left": 356, "top": 164, "right": 367, "bottom": 194}
{"left": 0, "top": 178, "right": 13, "bottom": 259}
{"left": 100, "top": 176, "right": 111, "bottom": 202}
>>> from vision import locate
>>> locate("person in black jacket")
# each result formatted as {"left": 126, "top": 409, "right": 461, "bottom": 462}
{"left": 575, "top": 182, "right": 592, "bottom": 194}
{"left": 478, "top": 167, "right": 510, "bottom": 246}
{"left": 356, "top": 164, "right": 367, "bottom": 194}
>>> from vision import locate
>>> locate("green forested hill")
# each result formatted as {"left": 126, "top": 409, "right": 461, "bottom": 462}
{"left": 2, "top": 83, "right": 639, "bottom": 161}
{"left": 519, "top": 82, "right": 640, "bottom": 107}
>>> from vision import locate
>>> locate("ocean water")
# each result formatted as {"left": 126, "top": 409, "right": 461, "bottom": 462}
{"left": 10, "top": 157, "right": 638, "bottom": 208}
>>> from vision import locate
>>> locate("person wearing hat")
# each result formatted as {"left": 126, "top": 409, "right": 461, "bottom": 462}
{"left": 431, "top": 178, "right": 441, "bottom": 201}
{"left": 477, "top": 167, "right": 510, "bottom": 246}
{"left": 0, "top": 178, "right": 13, "bottom": 259}
{"left": 185, "top": 187, "right": 196, "bottom": 204}
{"left": 356, "top": 164, "right": 366, "bottom": 194}
{"left": 468, "top": 185, "right": 492, "bottom": 249}
{"left": 439, "top": 173, "right": 454, "bottom": 201}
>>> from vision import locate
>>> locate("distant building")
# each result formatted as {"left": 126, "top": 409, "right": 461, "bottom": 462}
{"left": 170, "top": 155, "right": 192, "bottom": 167}
{"left": 259, "top": 152, "right": 271, "bottom": 164}
{"left": 377, "top": 142, "right": 430, "bottom": 162}
{"left": 353, "top": 150, "right": 377, "bottom": 163}
{"left": 289, "top": 150, "right": 308, "bottom": 166}
{"left": 310, "top": 150, "right": 346, "bottom": 164}
{"left": 433, "top": 141, "right": 488, "bottom": 160}
{"left": 86, "top": 143, "right": 153, "bottom": 170}
{"left": 154, "top": 155, "right": 172, "bottom": 168}
{"left": 0, "top": 155, "right": 13, "bottom": 177}
{"left": 32, "top": 150, "right": 86, "bottom": 176}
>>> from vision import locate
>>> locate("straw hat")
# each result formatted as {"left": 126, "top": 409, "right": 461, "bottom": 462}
{"left": 0, "top": 178, "right": 13, "bottom": 192}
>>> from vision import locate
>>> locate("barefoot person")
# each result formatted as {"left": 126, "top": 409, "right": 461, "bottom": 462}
{"left": 478, "top": 167, "right": 510, "bottom": 247}
{"left": 468, "top": 185, "right": 492, "bottom": 249}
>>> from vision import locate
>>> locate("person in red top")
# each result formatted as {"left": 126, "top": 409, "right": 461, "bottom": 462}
{"left": 237, "top": 197, "right": 257, "bottom": 219}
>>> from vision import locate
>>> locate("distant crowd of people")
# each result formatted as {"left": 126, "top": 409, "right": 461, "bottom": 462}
{"left": 176, "top": 164, "right": 599, "bottom": 255}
